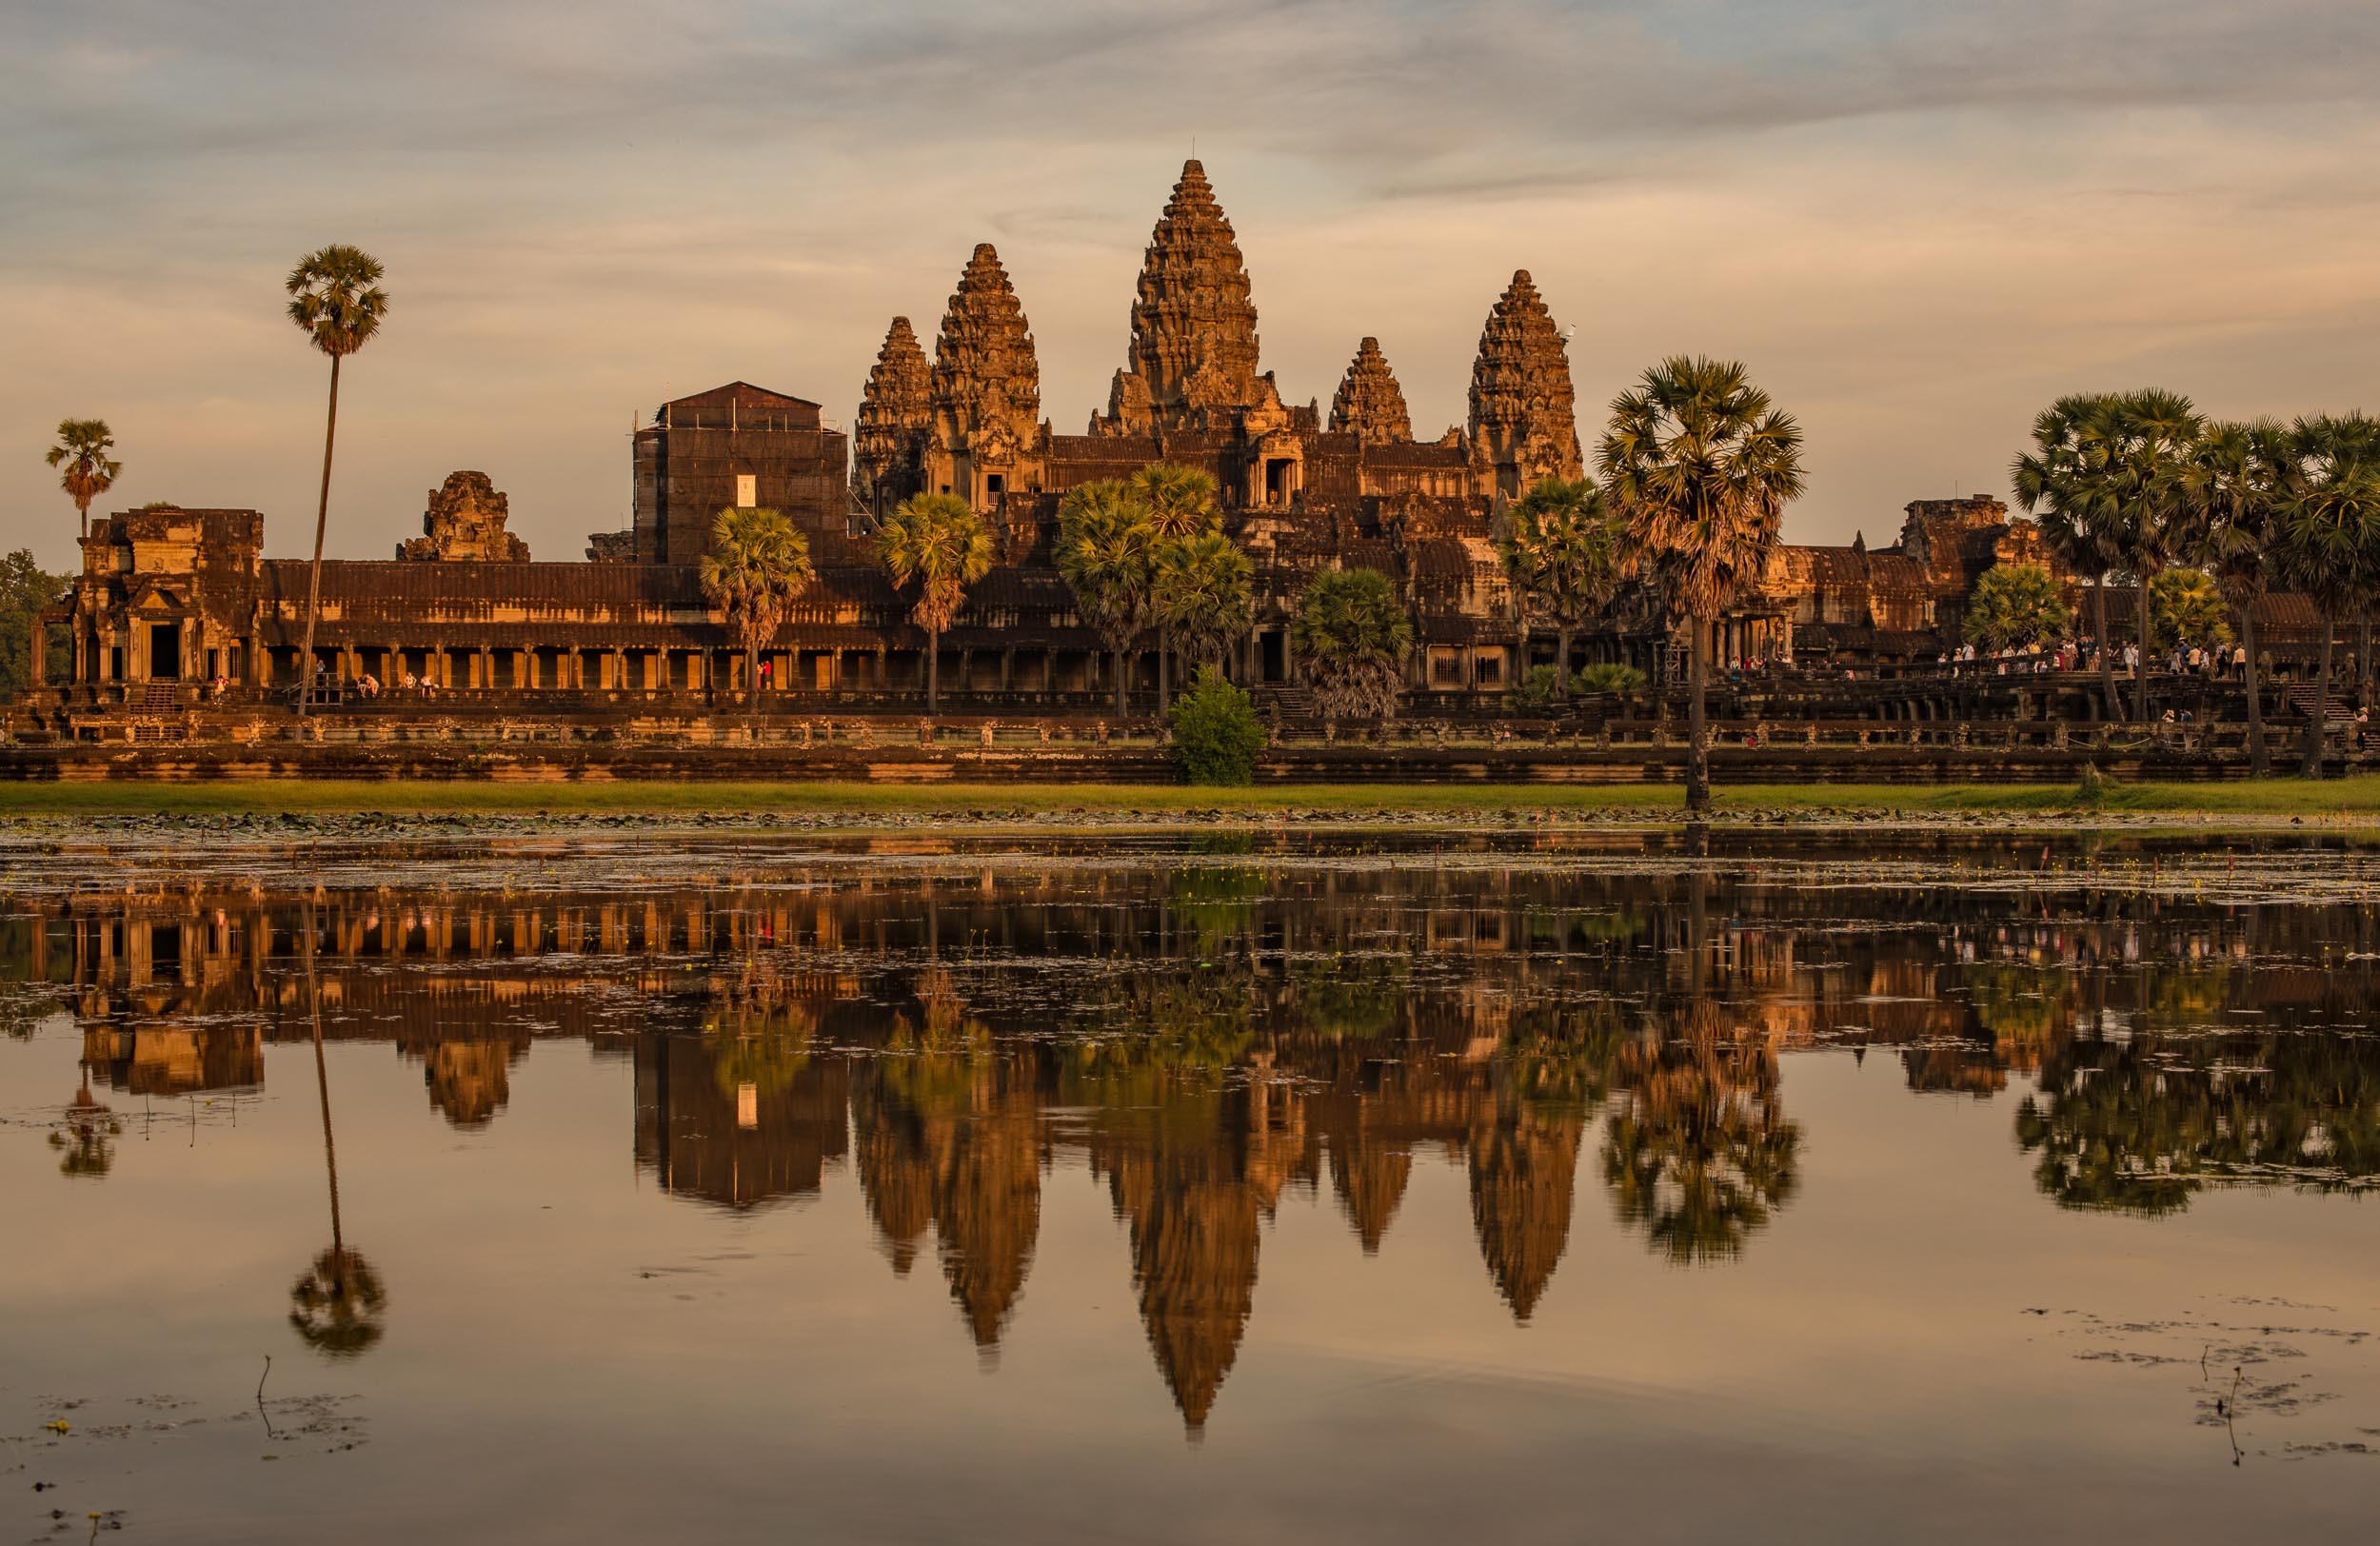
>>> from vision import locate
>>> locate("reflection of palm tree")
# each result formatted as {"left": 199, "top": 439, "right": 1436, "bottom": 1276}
{"left": 1601, "top": 999, "right": 1801, "bottom": 1264}
{"left": 290, "top": 905, "right": 385, "bottom": 1358}
{"left": 54, "top": 1064, "right": 118, "bottom": 1179}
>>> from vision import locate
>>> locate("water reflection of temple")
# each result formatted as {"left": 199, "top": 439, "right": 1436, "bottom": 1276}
{"left": 11, "top": 854, "right": 2379, "bottom": 1431}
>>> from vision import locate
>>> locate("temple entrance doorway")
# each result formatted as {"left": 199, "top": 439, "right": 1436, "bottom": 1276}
{"left": 1264, "top": 459, "right": 1293, "bottom": 505}
{"left": 148, "top": 624, "right": 181, "bottom": 681}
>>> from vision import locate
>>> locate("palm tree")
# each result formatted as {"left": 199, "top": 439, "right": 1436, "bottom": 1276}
{"left": 2174, "top": 419, "right": 2291, "bottom": 775}
{"left": 699, "top": 506, "right": 815, "bottom": 698}
{"left": 45, "top": 419, "right": 120, "bottom": 540}
{"left": 1055, "top": 480, "right": 1158, "bottom": 717}
{"left": 1597, "top": 357, "right": 1804, "bottom": 812}
{"left": 2012, "top": 393, "right": 2123, "bottom": 721}
{"left": 1497, "top": 476, "right": 1630, "bottom": 698}
{"left": 2095, "top": 389, "right": 2204, "bottom": 722}
{"left": 1131, "top": 462, "right": 1220, "bottom": 701}
{"left": 2277, "top": 415, "right": 2380, "bottom": 778}
{"left": 1154, "top": 532, "right": 1254, "bottom": 680}
{"left": 877, "top": 492, "right": 992, "bottom": 712}
{"left": 1291, "top": 566, "right": 1413, "bottom": 723}
{"left": 286, "top": 246, "right": 389, "bottom": 718}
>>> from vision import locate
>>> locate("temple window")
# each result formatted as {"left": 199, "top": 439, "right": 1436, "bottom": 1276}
{"left": 985, "top": 473, "right": 1005, "bottom": 501}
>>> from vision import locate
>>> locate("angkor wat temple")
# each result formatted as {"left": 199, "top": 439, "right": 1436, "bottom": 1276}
{"left": 20, "top": 158, "right": 2126, "bottom": 726}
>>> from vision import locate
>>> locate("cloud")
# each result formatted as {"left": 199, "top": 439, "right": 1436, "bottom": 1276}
{"left": 6, "top": 0, "right": 2380, "bottom": 567}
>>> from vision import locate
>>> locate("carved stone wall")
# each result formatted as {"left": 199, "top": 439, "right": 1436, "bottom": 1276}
{"left": 855, "top": 316, "right": 933, "bottom": 513}
{"left": 1329, "top": 338, "right": 1414, "bottom": 446}
{"left": 399, "top": 471, "right": 528, "bottom": 562}
{"left": 1466, "top": 270, "right": 1583, "bottom": 497}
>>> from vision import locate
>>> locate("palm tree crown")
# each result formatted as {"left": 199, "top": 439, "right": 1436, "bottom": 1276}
{"left": 1155, "top": 531, "right": 1254, "bottom": 673}
{"left": 1130, "top": 462, "right": 1220, "bottom": 541}
{"left": 700, "top": 506, "right": 815, "bottom": 690}
{"left": 46, "top": 418, "right": 120, "bottom": 539}
{"left": 1597, "top": 356, "right": 1803, "bottom": 621}
{"left": 287, "top": 246, "right": 389, "bottom": 359}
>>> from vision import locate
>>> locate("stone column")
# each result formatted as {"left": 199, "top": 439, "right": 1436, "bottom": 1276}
{"left": 28, "top": 617, "right": 43, "bottom": 688}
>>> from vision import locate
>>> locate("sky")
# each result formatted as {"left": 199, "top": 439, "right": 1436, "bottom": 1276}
{"left": 7, "top": 0, "right": 2380, "bottom": 572}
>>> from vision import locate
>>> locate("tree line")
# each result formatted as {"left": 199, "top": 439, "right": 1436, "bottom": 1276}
{"left": 2011, "top": 391, "right": 2380, "bottom": 778}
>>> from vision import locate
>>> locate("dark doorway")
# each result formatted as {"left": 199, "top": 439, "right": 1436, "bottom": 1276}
{"left": 1265, "top": 459, "right": 1292, "bottom": 505}
{"left": 149, "top": 624, "right": 182, "bottom": 680}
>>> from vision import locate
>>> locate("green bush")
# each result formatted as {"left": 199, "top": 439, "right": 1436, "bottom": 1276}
{"left": 1506, "top": 661, "right": 1647, "bottom": 712}
{"left": 1169, "top": 668, "right": 1266, "bottom": 785}
{"left": 1572, "top": 662, "right": 1646, "bottom": 694}
{"left": 1506, "top": 664, "right": 1567, "bottom": 713}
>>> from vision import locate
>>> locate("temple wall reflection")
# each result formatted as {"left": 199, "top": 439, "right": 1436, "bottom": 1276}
{"left": 12, "top": 849, "right": 2380, "bottom": 1432}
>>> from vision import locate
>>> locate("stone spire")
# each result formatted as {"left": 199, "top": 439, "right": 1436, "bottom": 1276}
{"left": 1466, "top": 269, "right": 1583, "bottom": 495}
{"left": 1102, "top": 159, "right": 1263, "bottom": 434}
{"left": 1328, "top": 337, "right": 1414, "bottom": 446}
{"left": 854, "top": 315, "right": 932, "bottom": 512}
{"left": 930, "top": 243, "right": 1041, "bottom": 471}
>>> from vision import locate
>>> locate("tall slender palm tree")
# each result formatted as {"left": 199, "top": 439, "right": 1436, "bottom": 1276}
{"left": 1055, "top": 480, "right": 1158, "bottom": 717}
{"left": 877, "top": 492, "right": 992, "bottom": 712}
{"left": 2174, "top": 420, "right": 2291, "bottom": 775}
{"left": 45, "top": 419, "right": 120, "bottom": 540}
{"left": 1154, "top": 531, "right": 1254, "bottom": 678}
{"left": 2278, "top": 415, "right": 2380, "bottom": 779}
{"left": 2012, "top": 393, "right": 2124, "bottom": 721}
{"left": 1497, "top": 476, "right": 1630, "bottom": 698}
{"left": 1597, "top": 357, "right": 1804, "bottom": 812}
{"left": 1130, "top": 462, "right": 1220, "bottom": 702}
{"left": 2095, "top": 389, "right": 2203, "bottom": 721}
{"left": 286, "top": 246, "right": 389, "bottom": 718}
{"left": 699, "top": 506, "right": 815, "bottom": 698}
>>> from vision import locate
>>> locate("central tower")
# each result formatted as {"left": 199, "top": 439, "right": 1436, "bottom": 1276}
{"left": 1096, "top": 159, "right": 1268, "bottom": 436}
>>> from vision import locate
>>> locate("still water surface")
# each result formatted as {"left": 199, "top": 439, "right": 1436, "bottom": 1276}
{"left": 3, "top": 826, "right": 2376, "bottom": 1542}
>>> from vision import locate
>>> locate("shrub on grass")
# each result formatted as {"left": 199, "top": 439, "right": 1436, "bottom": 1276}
{"left": 1169, "top": 668, "right": 1266, "bottom": 785}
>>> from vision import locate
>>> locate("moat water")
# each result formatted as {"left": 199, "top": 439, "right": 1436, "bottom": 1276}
{"left": 3, "top": 825, "right": 2376, "bottom": 1542}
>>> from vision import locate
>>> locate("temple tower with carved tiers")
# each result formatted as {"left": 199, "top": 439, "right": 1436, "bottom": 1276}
{"left": 1466, "top": 270, "right": 1583, "bottom": 497}
{"left": 927, "top": 244, "right": 1043, "bottom": 511}
{"left": 1328, "top": 338, "right": 1414, "bottom": 446}
{"left": 1096, "top": 159, "right": 1278, "bottom": 437}
{"left": 854, "top": 316, "right": 933, "bottom": 515}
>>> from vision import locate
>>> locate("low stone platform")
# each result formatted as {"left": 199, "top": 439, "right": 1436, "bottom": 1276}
{"left": 0, "top": 738, "right": 2348, "bottom": 785}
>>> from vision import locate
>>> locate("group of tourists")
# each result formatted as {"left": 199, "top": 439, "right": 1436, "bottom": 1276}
{"left": 1935, "top": 639, "right": 2254, "bottom": 681}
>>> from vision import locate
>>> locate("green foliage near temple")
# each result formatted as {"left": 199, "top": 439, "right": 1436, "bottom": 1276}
{"left": 0, "top": 549, "right": 69, "bottom": 699}
{"left": 1168, "top": 668, "right": 1265, "bottom": 786}
{"left": 699, "top": 506, "right": 815, "bottom": 685}
{"left": 1054, "top": 479, "right": 1158, "bottom": 717}
{"left": 1497, "top": 476, "right": 1630, "bottom": 697}
{"left": 2147, "top": 567, "right": 2232, "bottom": 649}
{"left": 1573, "top": 662, "right": 1646, "bottom": 695}
{"left": 1291, "top": 567, "right": 1413, "bottom": 721}
{"left": 1962, "top": 562, "right": 2071, "bottom": 649}
{"left": 1154, "top": 531, "right": 1255, "bottom": 675}
{"left": 877, "top": 492, "right": 993, "bottom": 711}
